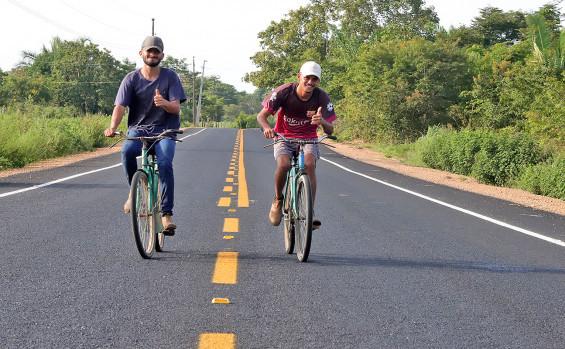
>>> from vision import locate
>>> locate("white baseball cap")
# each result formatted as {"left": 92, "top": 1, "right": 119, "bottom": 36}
{"left": 299, "top": 61, "right": 322, "bottom": 80}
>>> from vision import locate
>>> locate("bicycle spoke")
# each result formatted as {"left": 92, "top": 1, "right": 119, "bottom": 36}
{"left": 131, "top": 171, "right": 154, "bottom": 258}
{"left": 295, "top": 174, "right": 312, "bottom": 262}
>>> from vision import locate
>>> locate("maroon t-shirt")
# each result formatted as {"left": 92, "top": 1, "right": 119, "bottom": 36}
{"left": 262, "top": 82, "right": 337, "bottom": 138}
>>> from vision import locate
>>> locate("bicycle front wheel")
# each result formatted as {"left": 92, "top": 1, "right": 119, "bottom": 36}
{"left": 131, "top": 170, "right": 155, "bottom": 259}
{"left": 295, "top": 174, "right": 313, "bottom": 262}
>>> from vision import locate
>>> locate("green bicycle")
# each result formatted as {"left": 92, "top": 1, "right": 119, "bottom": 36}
{"left": 111, "top": 129, "right": 183, "bottom": 259}
{"left": 265, "top": 132, "right": 337, "bottom": 262}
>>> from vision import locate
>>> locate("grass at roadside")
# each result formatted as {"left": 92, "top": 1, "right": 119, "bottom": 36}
{"left": 0, "top": 106, "right": 118, "bottom": 170}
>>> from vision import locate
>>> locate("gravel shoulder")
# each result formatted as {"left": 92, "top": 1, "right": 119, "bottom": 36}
{"left": 1, "top": 134, "right": 563, "bottom": 216}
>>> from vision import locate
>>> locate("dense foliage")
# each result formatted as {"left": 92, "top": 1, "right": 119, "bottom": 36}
{"left": 244, "top": 0, "right": 565, "bottom": 200}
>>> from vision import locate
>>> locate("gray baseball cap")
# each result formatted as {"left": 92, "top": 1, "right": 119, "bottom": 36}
{"left": 141, "top": 36, "right": 164, "bottom": 52}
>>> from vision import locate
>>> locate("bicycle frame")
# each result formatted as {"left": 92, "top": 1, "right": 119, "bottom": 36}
{"left": 284, "top": 145, "right": 306, "bottom": 220}
{"left": 111, "top": 129, "right": 182, "bottom": 258}
{"left": 138, "top": 142, "right": 164, "bottom": 234}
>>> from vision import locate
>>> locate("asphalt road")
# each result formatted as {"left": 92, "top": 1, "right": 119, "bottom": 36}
{"left": 1, "top": 128, "right": 565, "bottom": 348}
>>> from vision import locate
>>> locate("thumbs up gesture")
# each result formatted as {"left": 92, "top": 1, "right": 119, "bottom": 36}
{"left": 154, "top": 88, "right": 165, "bottom": 107}
{"left": 310, "top": 106, "right": 323, "bottom": 125}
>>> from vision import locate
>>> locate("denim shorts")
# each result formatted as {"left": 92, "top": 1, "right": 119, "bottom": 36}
{"left": 274, "top": 138, "right": 320, "bottom": 160}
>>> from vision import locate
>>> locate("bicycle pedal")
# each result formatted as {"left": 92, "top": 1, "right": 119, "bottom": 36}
{"left": 162, "top": 228, "right": 175, "bottom": 236}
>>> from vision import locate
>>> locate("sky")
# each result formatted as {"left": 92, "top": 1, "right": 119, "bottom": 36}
{"left": 3, "top": 0, "right": 562, "bottom": 93}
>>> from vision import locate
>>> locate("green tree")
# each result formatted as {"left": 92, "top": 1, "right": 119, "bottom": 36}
{"left": 245, "top": 3, "right": 330, "bottom": 89}
{"left": 471, "top": 7, "right": 526, "bottom": 46}
{"left": 463, "top": 11, "right": 565, "bottom": 131}
{"left": 200, "top": 94, "right": 224, "bottom": 123}
{"left": 0, "top": 69, "right": 51, "bottom": 105}
{"left": 204, "top": 76, "right": 240, "bottom": 105}
{"left": 223, "top": 104, "right": 245, "bottom": 122}
{"left": 237, "top": 88, "right": 267, "bottom": 115}
{"left": 449, "top": 7, "right": 527, "bottom": 48}
{"left": 17, "top": 37, "right": 133, "bottom": 114}
{"left": 527, "top": 12, "right": 565, "bottom": 75}
{"left": 525, "top": 76, "right": 565, "bottom": 150}
{"left": 340, "top": 37, "right": 470, "bottom": 143}
{"left": 246, "top": 0, "right": 439, "bottom": 90}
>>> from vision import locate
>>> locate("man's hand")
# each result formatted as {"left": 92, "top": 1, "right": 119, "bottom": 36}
{"left": 310, "top": 107, "right": 323, "bottom": 125}
{"left": 105, "top": 104, "right": 126, "bottom": 138}
{"left": 104, "top": 127, "right": 116, "bottom": 137}
{"left": 154, "top": 89, "right": 166, "bottom": 108}
{"left": 263, "top": 127, "right": 275, "bottom": 139}
{"left": 154, "top": 89, "right": 181, "bottom": 114}
{"left": 257, "top": 108, "right": 275, "bottom": 138}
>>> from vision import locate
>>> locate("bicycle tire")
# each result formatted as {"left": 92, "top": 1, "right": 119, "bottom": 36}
{"left": 131, "top": 170, "right": 155, "bottom": 259}
{"left": 155, "top": 179, "right": 165, "bottom": 252}
{"left": 283, "top": 179, "right": 295, "bottom": 254}
{"left": 295, "top": 174, "right": 313, "bottom": 262}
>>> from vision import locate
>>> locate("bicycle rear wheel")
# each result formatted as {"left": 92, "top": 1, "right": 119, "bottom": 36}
{"left": 295, "top": 174, "right": 313, "bottom": 262}
{"left": 131, "top": 170, "right": 155, "bottom": 259}
{"left": 283, "top": 179, "right": 294, "bottom": 254}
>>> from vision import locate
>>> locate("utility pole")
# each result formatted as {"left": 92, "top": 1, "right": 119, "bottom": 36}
{"left": 151, "top": 18, "right": 155, "bottom": 35}
{"left": 192, "top": 57, "right": 197, "bottom": 125}
{"left": 196, "top": 60, "right": 206, "bottom": 126}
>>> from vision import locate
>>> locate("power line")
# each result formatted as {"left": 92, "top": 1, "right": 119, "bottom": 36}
{"left": 109, "top": 0, "right": 153, "bottom": 20}
{"left": 7, "top": 0, "right": 138, "bottom": 51}
{"left": 51, "top": 81, "right": 122, "bottom": 84}
{"left": 58, "top": 0, "right": 141, "bottom": 36}
{"left": 8, "top": 0, "right": 83, "bottom": 37}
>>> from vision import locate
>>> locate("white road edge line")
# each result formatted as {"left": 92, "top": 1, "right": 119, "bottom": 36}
{"left": 0, "top": 128, "right": 206, "bottom": 198}
{"left": 320, "top": 156, "right": 565, "bottom": 248}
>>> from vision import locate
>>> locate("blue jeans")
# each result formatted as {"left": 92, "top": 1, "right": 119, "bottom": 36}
{"left": 121, "top": 129, "right": 176, "bottom": 216}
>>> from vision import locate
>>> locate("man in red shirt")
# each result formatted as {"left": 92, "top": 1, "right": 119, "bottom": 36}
{"left": 257, "top": 61, "right": 337, "bottom": 229}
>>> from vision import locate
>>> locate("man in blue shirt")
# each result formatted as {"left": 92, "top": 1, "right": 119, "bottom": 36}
{"left": 105, "top": 36, "right": 187, "bottom": 235}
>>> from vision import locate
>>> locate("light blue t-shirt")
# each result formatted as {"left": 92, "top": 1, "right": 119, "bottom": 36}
{"left": 115, "top": 68, "right": 187, "bottom": 136}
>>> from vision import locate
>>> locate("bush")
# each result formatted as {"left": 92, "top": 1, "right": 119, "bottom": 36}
{"left": 516, "top": 156, "right": 565, "bottom": 200}
{"left": 234, "top": 112, "right": 260, "bottom": 129}
{"left": 417, "top": 127, "right": 546, "bottom": 186}
{"left": 470, "top": 130, "right": 543, "bottom": 186}
{"left": 415, "top": 126, "right": 456, "bottom": 172}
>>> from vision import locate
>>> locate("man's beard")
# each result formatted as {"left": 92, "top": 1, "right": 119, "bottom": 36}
{"left": 144, "top": 58, "right": 161, "bottom": 67}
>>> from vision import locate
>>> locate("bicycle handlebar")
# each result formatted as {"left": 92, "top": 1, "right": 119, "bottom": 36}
{"left": 109, "top": 129, "right": 183, "bottom": 148}
{"left": 263, "top": 131, "right": 337, "bottom": 148}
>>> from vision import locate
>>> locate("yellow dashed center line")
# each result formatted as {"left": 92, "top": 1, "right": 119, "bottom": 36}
{"left": 203, "top": 130, "right": 248, "bottom": 346}
{"left": 218, "top": 197, "right": 231, "bottom": 207}
{"left": 212, "top": 252, "right": 238, "bottom": 284}
{"left": 198, "top": 333, "right": 235, "bottom": 349}
{"left": 223, "top": 218, "right": 239, "bottom": 232}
